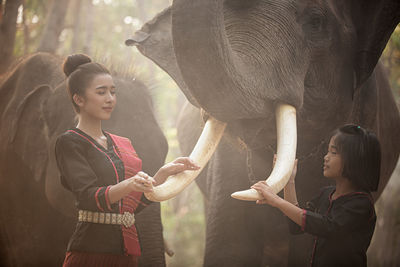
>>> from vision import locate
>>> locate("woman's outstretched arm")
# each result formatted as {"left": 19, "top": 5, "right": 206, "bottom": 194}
{"left": 108, "top": 157, "right": 200, "bottom": 204}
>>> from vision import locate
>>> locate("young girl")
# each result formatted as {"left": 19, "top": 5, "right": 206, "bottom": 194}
{"left": 251, "top": 124, "right": 381, "bottom": 267}
{"left": 56, "top": 54, "right": 200, "bottom": 267}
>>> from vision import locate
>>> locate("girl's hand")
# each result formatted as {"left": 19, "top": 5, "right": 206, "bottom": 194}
{"left": 153, "top": 157, "right": 200, "bottom": 186}
{"left": 287, "top": 158, "right": 298, "bottom": 186}
{"left": 272, "top": 154, "right": 298, "bottom": 188}
{"left": 128, "top": 171, "right": 155, "bottom": 193}
{"left": 251, "top": 181, "right": 282, "bottom": 207}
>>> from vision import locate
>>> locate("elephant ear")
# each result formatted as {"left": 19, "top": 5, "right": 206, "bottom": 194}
{"left": 10, "top": 84, "right": 52, "bottom": 182}
{"left": 125, "top": 6, "right": 200, "bottom": 108}
{"left": 352, "top": 0, "right": 400, "bottom": 87}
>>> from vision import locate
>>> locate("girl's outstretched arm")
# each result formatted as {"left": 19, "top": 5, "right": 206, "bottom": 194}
{"left": 252, "top": 181, "right": 303, "bottom": 226}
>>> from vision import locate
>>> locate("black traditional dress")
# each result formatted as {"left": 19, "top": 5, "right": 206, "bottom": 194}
{"left": 55, "top": 128, "right": 152, "bottom": 266}
{"left": 288, "top": 186, "right": 376, "bottom": 267}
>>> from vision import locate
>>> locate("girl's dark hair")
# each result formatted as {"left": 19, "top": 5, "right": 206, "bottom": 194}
{"left": 332, "top": 124, "right": 381, "bottom": 192}
{"left": 62, "top": 54, "right": 110, "bottom": 113}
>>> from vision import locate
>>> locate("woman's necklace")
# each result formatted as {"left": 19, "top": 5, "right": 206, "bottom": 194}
{"left": 96, "top": 135, "right": 107, "bottom": 149}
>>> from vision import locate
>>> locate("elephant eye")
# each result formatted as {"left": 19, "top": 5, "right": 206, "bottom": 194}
{"left": 300, "top": 6, "right": 329, "bottom": 48}
{"left": 301, "top": 7, "right": 326, "bottom": 34}
{"left": 307, "top": 12, "right": 325, "bottom": 32}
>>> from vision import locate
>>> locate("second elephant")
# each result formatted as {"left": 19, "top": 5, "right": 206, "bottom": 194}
{"left": 0, "top": 53, "right": 168, "bottom": 267}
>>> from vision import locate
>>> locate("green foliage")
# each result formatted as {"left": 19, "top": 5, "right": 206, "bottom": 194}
{"left": 382, "top": 25, "right": 400, "bottom": 106}
{"left": 13, "top": 0, "right": 47, "bottom": 56}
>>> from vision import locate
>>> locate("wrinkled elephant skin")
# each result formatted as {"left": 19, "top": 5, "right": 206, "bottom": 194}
{"left": 131, "top": 0, "right": 400, "bottom": 266}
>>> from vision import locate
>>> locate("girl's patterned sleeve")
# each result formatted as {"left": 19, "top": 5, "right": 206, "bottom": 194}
{"left": 287, "top": 187, "right": 329, "bottom": 235}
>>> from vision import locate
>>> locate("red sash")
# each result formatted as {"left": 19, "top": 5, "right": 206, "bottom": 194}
{"left": 108, "top": 133, "right": 143, "bottom": 256}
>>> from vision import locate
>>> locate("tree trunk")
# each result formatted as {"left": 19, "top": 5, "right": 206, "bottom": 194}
{"left": 22, "top": 0, "right": 29, "bottom": 55}
{"left": 0, "top": 0, "right": 23, "bottom": 74}
{"left": 70, "top": 0, "right": 82, "bottom": 53}
{"left": 83, "top": 0, "right": 93, "bottom": 55}
{"left": 368, "top": 161, "right": 400, "bottom": 266}
{"left": 0, "top": 0, "right": 3, "bottom": 22}
{"left": 36, "top": 0, "right": 69, "bottom": 53}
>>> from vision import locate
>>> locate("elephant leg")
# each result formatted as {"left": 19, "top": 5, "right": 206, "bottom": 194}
{"left": 135, "top": 202, "right": 166, "bottom": 267}
{"left": 204, "top": 139, "right": 289, "bottom": 267}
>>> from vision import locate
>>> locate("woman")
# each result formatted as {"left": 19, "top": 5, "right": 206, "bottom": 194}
{"left": 55, "top": 54, "right": 199, "bottom": 266}
{"left": 252, "top": 125, "right": 380, "bottom": 266}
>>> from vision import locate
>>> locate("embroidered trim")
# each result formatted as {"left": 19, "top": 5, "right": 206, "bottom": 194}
{"left": 310, "top": 237, "right": 318, "bottom": 267}
{"left": 112, "top": 143, "right": 121, "bottom": 158}
{"left": 94, "top": 187, "right": 104, "bottom": 212}
{"left": 331, "top": 190, "right": 371, "bottom": 201}
{"left": 105, "top": 186, "right": 112, "bottom": 211}
{"left": 78, "top": 210, "right": 135, "bottom": 228}
{"left": 107, "top": 132, "right": 143, "bottom": 256}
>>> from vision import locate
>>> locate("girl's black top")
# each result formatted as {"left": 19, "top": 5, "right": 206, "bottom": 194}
{"left": 288, "top": 186, "right": 376, "bottom": 267}
{"left": 55, "top": 128, "right": 152, "bottom": 255}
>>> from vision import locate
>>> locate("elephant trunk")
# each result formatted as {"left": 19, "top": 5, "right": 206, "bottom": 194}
{"left": 231, "top": 103, "right": 297, "bottom": 200}
{"left": 172, "top": 0, "right": 257, "bottom": 120}
{"left": 145, "top": 117, "right": 227, "bottom": 202}
{"left": 172, "top": 0, "right": 306, "bottom": 121}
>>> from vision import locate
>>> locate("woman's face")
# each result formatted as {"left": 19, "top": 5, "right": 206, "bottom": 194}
{"left": 323, "top": 136, "right": 344, "bottom": 179}
{"left": 75, "top": 73, "right": 116, "bottom": 121}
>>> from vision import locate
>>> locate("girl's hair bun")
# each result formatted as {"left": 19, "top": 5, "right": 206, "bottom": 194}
{"left": 63, "top": 54, "right": 92, "bottom": 77}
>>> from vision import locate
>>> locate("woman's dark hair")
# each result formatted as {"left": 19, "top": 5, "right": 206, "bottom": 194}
{"left": 63, "top": 54, "right": 110, "bottom": 113}
{"left": 332, "top": 124, "right": 381, "bottom": 192}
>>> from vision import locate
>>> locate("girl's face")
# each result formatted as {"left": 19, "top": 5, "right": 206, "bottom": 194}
{"left": 323, "top": 136, "right": 344, "bottom": 179}
{"left": 74, "top": 74, "right": 116, "bottom": 120}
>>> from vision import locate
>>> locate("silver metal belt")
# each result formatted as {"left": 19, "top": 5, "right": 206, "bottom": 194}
{"left": 78, "top": 210, "right": 135, "bottom": 228}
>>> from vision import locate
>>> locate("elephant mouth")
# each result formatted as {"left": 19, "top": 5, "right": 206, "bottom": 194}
{"left": 146, "top": 103, "right": 297, "bottom": 202}
{"left": 231, "top": 103, "right": 297, "bottom": 200}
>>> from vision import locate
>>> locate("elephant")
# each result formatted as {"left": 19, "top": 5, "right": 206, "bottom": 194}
{"left": 126, "top": 0, "right": 400, "bottom": 266}
{"left": 0, "top": 52, "right": 168, "bottom": 267}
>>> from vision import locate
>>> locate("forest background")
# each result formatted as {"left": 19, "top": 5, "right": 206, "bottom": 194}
{"left": 0, "top": 0, "right": 399, "bottom": 266}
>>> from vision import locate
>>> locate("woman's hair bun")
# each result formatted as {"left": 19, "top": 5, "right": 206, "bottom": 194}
{"left": 63, "top": 54, "right": 92, "bottom": 77}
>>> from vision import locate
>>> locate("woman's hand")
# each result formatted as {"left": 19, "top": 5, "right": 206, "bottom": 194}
{"left": 161, "top": 157, "right": 200, "bottom": 177}
{"left": 251, "top": 181, "right": 282, "bottom": 207}
{"left": 127, "top": 171, "right": 155, "bottom": 193}
{"left": 153, "top": 157, "right": 200, "bottom": 186}
{"left": 108, "top": 171, "right": 154, "bottom": 203}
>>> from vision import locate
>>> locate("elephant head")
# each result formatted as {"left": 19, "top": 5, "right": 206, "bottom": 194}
{"left": 127, "top": 0, "right": 400, "bottom": 201}
{"left": 127, "top": 0, "right": 400, "bottom": 265}
{"left": 0, "top": 53, "right": 168, "bottom": 266}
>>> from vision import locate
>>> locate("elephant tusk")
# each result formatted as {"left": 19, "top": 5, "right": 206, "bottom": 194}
{"left": 231, "top": 103, "right": 297, "bottom": 201}
{"left": 145, "top": 117, "right": 227, "bottom": 202}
